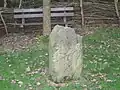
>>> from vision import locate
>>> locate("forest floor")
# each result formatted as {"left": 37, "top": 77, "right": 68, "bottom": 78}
{"left": 0, "top": 27, "right": 120, "bottom": 90}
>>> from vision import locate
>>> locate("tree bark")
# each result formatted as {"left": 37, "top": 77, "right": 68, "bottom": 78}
{"left": 79, "top": 0, "right": 85, "bottom": 28}
{"left": 43, "top": 0, "right": 51, "bottom": 35}
{"left": 0, "top": 11, "right": 8, "bottom": 36}
{"left": 114, "top": 0, "right": 120, "bottom": 25}
{"left": 19, "top": 0, "right": 22, "bottom": 8}
{"left": 4, "top": 0, "right": 7, "bottom": 8}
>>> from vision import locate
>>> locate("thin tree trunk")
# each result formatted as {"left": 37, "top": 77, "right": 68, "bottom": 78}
{"left": 0, "top": 11, "right": 8, "bottom": 36}
{"left": 19, "top": 0, "right": 22, "bottom": 8}
{"left": 79, "top": 0, "right": 84, "bottom": 28}
{"left": 43, "top": 0, "right": 51, "bottom": 35}
{"left": 114, "top": 0, "right": 120, "bottom": 25}
{"left": 4, "top": 0, "right": 7, "bottom": 8}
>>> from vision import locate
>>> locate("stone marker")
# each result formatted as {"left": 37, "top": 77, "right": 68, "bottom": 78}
{"left": 49, "top": 25, "right": 83, "bottom": 82}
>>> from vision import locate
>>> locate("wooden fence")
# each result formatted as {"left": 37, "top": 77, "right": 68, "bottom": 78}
{"left": 74, "top": 1, "right": 120, "bottom": 27}
{"left": 0, "top": 1, "right": 120, "bottom": 37}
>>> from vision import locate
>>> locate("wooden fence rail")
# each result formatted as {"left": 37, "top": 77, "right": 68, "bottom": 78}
{"left": 13, "top": 7, "right": 74, "bottom": 27}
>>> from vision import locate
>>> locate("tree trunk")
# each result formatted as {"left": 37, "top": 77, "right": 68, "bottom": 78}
{"left": 0, "top": 11, "right": 8, "bottom": 36}
{"left": 43, "top": 0, "right": 51, "bottom": 35}
{"left": 114, "top": 0, "right": 120, "bottom": 25}
{"left": 79, "top": 0, "right": 84, "bottom": 28}
{"left": 19, "top": 0, "right": 22, "bottom": 8}
{"left": 4, "top": 0, "right": 7, "bottom": 8}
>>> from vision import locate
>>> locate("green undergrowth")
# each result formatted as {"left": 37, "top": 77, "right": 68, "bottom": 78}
{"left": 0, "top": 28, "right": 120, "bottom": 90}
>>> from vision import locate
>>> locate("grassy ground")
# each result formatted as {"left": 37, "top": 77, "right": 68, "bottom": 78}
{"left": 0, "top": 28, "right": 120, "bottom": 90}
{"left": 83, "top": 28, "right": 120, "bottom": 90}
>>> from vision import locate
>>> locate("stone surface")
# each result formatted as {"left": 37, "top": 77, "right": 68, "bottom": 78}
{"left": 49, "top": 25, "right": 83, "bottom": 82}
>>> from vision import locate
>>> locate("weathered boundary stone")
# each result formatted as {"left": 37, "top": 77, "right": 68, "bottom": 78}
{"left": 49, "top": 25, "right": 83, "bottom": 82}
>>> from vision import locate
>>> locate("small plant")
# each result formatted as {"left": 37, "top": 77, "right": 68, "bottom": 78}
{"left": 36, "top": 35, "right": 49, "bottom": 44}
{"left": 36, "top": 35, "right": 49, "bottom": 49}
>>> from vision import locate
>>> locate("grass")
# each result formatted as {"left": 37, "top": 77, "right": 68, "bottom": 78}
{"left": 0, "top": 27, "right": 120, "bottom": 90}
{"left": 83, "top": 27, "right": 120, "bottom": 90}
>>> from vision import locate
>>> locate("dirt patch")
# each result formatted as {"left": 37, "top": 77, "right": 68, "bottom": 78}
{"left": 0, "top": 26, "right": 97, "bottom": 52}
{"left": 75, "top": 26, "right": 97, "bottom": 36}
{"left": 0, "top": 33, "right": 37, "bottom": 52}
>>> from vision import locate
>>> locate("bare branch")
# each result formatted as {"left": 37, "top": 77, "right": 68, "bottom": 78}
{"left": 114, "top": 0, "right": 120, "bottom": 24}
{"left": 0, "top": 11, "right": 8, "bottom": 36}
{"left": 19, "top": 0, "right": 22, "bottom": 8}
